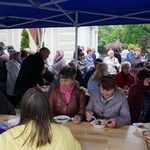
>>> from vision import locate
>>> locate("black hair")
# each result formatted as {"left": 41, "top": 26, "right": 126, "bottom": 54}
{"left": 73, "top": 48, "right": 84, "bottom": 59}
{"left": 137, "top": 68, "right": 150, "bottom": 80}
{"left": 58, "top": 66, "right": 75, "bottom": 80}
{"left": 99, "top": 75, "right": 117, "bottom": 90}
{"left": 94, "top": 58, "right": 103, "bottom": 65}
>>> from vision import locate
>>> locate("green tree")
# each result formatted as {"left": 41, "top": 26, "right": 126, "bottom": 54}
{"left": 20, "top": 29, "right": 30, "bottom": 50}
{"left": 128, "top": 44, "right": 140, "bottom": 50}
{"left": 98, "top": 25, "right": 122, "bottom": 47}
{"left": 98, "top": 24, "right": 150, "bottom": 50}
{"left": 121, "top": 24, "right": 150, "bottom": 50}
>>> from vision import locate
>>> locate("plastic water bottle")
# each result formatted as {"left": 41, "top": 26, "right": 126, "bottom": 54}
{"left": 0, "top": 122, "right": 11, "bottom": 130}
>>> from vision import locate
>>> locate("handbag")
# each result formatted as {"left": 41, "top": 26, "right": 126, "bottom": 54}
{"left": 113, "top": 58, "right": 119, "bottom": 73}
{"left": 114, "top": 66, "right": 119, "bottom": 73}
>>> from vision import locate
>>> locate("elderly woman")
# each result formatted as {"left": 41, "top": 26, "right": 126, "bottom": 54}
{"left": 104, "top": 50, "right": 120, "bottom": 75}
{"left": 130, "top": 48, "right": 143, "bottom": 75}
{"left": 49, "top": 66, "right": 86, "bottom": 124}
{"left": 86, "top": 75, "right": 131, "bottom": 128}
{"left": 84, "top": 49, "right": 95, "bottom": 73}
{"left": 87, "top": 62, "right": 108, "bottom": 94}
{"left": 114, "top": 61, "right": 136, "bottom": 91}
{"left": 6, "top": 52, "right": 21, "bottom": 106}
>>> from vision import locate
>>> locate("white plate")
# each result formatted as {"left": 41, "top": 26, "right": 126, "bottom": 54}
{"left": 143, "top": 123, "right": 150, "bottom": 130}
{"left": 39, "top": 85, "right": 49, "bottom": 92}
{"left": 90, "top": 119, "right": 105, "bottom": 128}
{"left": 53, "top": 115, "right": 71, "bottom": 124}
{"left": 133, "top": 123, "right": 147, "bottom": 132}
{"left": 41, "top": 88, "right": 49, "bottom": 92}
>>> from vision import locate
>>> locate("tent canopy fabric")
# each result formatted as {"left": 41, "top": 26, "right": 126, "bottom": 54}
{"left": 0, "top": 0, "right": 150, "bottom": 29}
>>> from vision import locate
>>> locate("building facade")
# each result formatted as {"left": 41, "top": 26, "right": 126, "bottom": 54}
{"left": 0, "top": 26, "right": 98, "bottom": 65}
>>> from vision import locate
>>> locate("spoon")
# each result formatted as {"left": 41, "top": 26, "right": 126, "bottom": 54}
{"left": 86, "top": 112, "right": 97, "bottom": 120}
{"left": 71, "top": 117, "right": 74, "bottom": 121}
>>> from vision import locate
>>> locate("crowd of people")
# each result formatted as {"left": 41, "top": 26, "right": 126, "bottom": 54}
{"left": 1, "top": 42, "right": 150, "bottom": 149}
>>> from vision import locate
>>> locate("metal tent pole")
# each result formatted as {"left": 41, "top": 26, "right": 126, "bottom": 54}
{"left": 75, "top": 11, "right": 78, "bottom": 62}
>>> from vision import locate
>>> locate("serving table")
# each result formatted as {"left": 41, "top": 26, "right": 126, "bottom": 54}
{"left": 65, "top": 121, "right": 147, "bottom": 150}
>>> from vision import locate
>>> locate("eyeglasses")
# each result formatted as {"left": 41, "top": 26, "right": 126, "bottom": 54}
{"left": 123, "top": 67, "right": 131, "bottom": 69}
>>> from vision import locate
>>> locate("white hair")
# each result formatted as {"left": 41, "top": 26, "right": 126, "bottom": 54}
{"left": 107, "top": 50, "right": 114, "bottom": 56}
{"left": 121, "top": 61, "right": 131, "bottom": 69}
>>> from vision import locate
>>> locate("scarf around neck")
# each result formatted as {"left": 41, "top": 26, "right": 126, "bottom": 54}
{"left": 101, "top": 94, "right": 114, "bottom": 106}
{"left": 59, "top": 84, "right": 74, "bottom": 104}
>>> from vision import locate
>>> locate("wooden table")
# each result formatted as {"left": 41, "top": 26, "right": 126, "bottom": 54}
{"left": 65, "top": 121, "right": 147, "bottom": 150}
{"left": 0, "top": 115, "right": 147, "bottom": 149}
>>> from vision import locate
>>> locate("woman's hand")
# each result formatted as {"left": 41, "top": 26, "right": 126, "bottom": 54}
{"left": 106, "top": 118, "right": 116, "bottom": 128}
{"left": 84, "top": 65, "right": 88, "bottom": 69}
{"left": 144, "top": 78, "right": 150, "bottom": 86}
{"left": 86, "top": 111, "right": 94, "bottom": 121}
{"left": 41, "top": 67, "right": 47, "bottom": 75}
{"left": 72, "top": 115, "right": 82, "bottom": 124}
{"left": 112, "top": 64, "right": 116, "bottom": 67}
{"left": 90, "top": 65, "right": 95, "bottom": 68}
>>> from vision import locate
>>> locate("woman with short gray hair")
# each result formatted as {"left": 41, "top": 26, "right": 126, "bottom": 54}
{"left": 114, "top": 61, "right": 136, "bottom": 90}
{"left": 104, "top": 50, "right": 120, "bottom": 75}
{"left": 121, "top": 61, "right": 131, "bottom": 69}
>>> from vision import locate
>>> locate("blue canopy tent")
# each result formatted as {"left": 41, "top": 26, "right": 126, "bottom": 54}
{"left": 0, "top": 0, "right": 150, "bottom": 60}
{"left": 0, "top": 0, "right": 150, "bottom": 29}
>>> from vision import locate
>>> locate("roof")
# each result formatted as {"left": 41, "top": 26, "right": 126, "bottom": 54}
{"left": 0, "top": 0, "right": 150, "bottom": 29}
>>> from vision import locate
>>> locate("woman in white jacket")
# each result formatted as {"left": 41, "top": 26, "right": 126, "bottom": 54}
{"left": 104, "top": 50, "right": 120, "bottom": 75}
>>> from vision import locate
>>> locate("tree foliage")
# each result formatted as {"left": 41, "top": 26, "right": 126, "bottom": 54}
{"left": 128, "top": 44, "right": 140, "bottom": 50}
{"left": 98, "top": 24, "right": 150, "bottom": 50}
{"left": 20, "top": 29, "right": 30, "bottom": 50}
{"left": 105, "top": 39, "right": 122, "bottom": 50}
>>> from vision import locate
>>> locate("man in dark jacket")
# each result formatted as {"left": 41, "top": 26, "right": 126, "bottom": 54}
{"left": 14, "top": 47, "right": 50, "bottom": 104}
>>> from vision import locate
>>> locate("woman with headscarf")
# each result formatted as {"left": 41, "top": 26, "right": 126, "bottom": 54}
{"left": 51, "top": 50, "right": 66, "bottom": 76}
